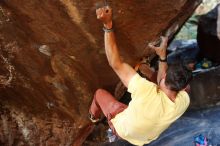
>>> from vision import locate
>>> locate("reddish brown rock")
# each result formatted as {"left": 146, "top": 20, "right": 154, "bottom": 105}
{"left": 0, "top": 0, "right": 201, "bottom": 145}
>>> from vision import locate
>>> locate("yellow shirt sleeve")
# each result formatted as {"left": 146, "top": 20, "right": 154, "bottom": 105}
{"left": 127, "top": 73, "right": 157, "bottom": 100}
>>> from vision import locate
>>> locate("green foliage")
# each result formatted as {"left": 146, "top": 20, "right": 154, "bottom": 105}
{"left": 175, "top": 0, "right": 220, "bottom": 40}
{"left": 175, "top": 15, "right": 199, "bottom": 40}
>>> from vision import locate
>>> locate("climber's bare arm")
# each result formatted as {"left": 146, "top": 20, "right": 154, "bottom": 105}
{"left": 148, "top": 37, "right": 168, "bottom": 84}
{"left": 103, "top": 24, "right": 136, "bottom": 87}
{"left": 96, "top": 6, "right": 136, "bottom": 87}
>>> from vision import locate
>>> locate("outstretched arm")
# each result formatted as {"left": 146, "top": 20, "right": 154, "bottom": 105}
{"left": 96, "top": 6, "right": 136, "bottom": 87}
{"left": 148, "top": 37, "right": 168, "bottom": 84}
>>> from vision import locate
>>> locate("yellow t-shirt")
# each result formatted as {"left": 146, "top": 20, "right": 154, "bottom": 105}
{"left": 111, "top": 73, "right": 190, "bottom": 146}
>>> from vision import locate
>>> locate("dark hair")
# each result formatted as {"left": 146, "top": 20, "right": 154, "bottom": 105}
{"left": 165, "top": 63, "right": 192, "bottom": 91}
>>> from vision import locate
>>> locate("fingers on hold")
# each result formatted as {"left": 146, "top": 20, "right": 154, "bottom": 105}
{"left": 148, "top": 43, "right": 152, "bottom": 47}
{"left": 100, "top": 12, "right": 104, "bottom": 17}
{"left": 105, "top": 6, "right": 112, "bottom": 13}
{"left": 96, "top": 8, "right": 105, "bottom": 17}
{"left": 161, "top": 36, "right": 168, "bottom": 43}
{"left": 106, "top": 5, "right": 112, "bottom": 10}
{"left": 96, "top": 5, "right": 112, "bottom": 14}
{"left": 148, "top": 43, "right": 156, "bottom": 49}
{"left": 161, "top": 36, "right": 168, "bottom": 47}
{"left": 96, "top": 7, "right": 102, "bottom": 12}
{"left": 96, "top": 8, "right": 102, "bottom": 15}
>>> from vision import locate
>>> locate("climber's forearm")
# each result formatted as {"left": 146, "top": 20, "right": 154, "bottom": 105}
{"left": 104, "top": 28, "right": 123, "bottom": 69}
{"left": 148, "top": 37, "right": 168, "bottom": 84}
{"left": 157, "top": 61, "right": 168, "bottom": 84}
{"left": 103, "top": 22, "right": 136, "bottom": 87}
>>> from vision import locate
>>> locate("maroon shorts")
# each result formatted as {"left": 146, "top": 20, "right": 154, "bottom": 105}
{"left": 89, "top": 89, "right": 127, "bottom": 134}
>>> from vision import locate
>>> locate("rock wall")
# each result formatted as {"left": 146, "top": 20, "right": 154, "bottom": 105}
{"left": 0, "top": 0, "right": 201, "bottom": 145}
{"left": 197, "top": 4, "right": 220, "bottom": 63}
{"left": 190, "top": 66, "right": 220, "bottom": 109}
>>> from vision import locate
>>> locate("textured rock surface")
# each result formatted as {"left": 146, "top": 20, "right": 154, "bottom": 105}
{"left": 190, "top": 66, "right": 220, "bottom": 109}
{"left": 197, "top": 4, "right": 220, "bottom": 62}
{"left": 0, "top": 0, "right": 201, "bottom": 145}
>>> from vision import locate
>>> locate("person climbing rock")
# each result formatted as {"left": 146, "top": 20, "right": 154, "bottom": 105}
{"left": 88, "top": 6, "right": 192, "bottom": 145}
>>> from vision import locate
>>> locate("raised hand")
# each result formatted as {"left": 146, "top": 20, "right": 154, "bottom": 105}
{"left": 96, "top": 6, "right": 113, "bottom": 29}
{"left": 148, "top": 36, "right": 168, "bottom": 60}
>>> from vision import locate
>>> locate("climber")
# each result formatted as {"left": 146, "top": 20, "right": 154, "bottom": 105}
{"left": 88, "top": 6, "right": 192, "bottom": 145}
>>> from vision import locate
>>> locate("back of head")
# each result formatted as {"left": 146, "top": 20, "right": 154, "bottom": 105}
{"left": 165, "top": 63, "right": 192, "bottom": 91}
